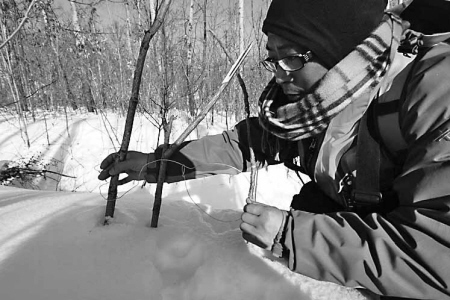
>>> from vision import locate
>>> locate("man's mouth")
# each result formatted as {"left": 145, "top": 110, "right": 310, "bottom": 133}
{"left": 284, "top": 94, "right": 297, "bottom": 102}
{"left": 282, "top": 86, "right": 304, "bottom": 95}
{"left": 284, "top": 90, "right": 306, "bottom": 102}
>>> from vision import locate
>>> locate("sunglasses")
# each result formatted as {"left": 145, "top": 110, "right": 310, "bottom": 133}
{"left": 261, "top": 51, "right": 313, "bottom": 73}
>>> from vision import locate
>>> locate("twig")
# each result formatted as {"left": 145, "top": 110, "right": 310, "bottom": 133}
{"left": 0, "top": 0, "right": 38, "bottom": 50}
{"left": 209, "top": 29, "right": 257, "bottom": 202}
{"left": 150, "top": 42, "right": 253, "bottom": 228}
{"left": 104, "top": 0, "right": 173, "bottom": 224}
{"left": 0, "top": 167, "right": 76, "bottom": 180}
{"left": 0, "top": 101, "right": 19, "bottom": 109}
{"left": 25, "top": 80, "right": 57, "bottom": 99}
{"left": 43, "top": 169, "right": 76, "bottom": 178}
{"left": 151, "top": 115, "right": 173, "bottom": 225}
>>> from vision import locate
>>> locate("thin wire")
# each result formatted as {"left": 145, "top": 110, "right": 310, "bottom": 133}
{"left": 138, "top": 159, "right": 243, "bottom": 178}
{"left": 145, "top": 159, "right": 245, "bottom": 222}
{"left": 179, "top": 163, "right": 242, "bottom": 223}
{"left": 101, "top": 159, "right": 248, "bottom": 223}
{"left": 99, "top": 181, "right": 140, "bottom": 200}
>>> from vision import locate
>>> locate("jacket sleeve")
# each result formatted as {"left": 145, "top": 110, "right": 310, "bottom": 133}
{"left": 161, "top": 117, "right": 291, "bottom": 183}
{"left": 282, "top": 45, "right": 450, "bottom": 299}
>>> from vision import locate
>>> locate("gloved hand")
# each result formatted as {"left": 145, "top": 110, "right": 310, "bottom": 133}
{"left": 98, "top": 151, "right": 158, "bottom": 184}
{"left": 240, "top": 200, "right": 288, "bottom": 251}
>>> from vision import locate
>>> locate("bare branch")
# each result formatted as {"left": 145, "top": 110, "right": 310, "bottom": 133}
{"left": 68, "top": 0, "right": 108, "bottom": 6}
{"left": 104, "top": 0, "right": 174, "bottom": 224}
{"left": 0, "top": 0, "right": 38, "bottom": 50}
{"left": 209, "top": 29, "right": 258, "bottom": 202}
{"left": 0, "top": 101, "right": 19, "bottom": 109}
{"left": 150, "top": 42, "right": 253, "bottom": 228}
{"left": 25, "top": 80, "right": 57, "bottom": 99}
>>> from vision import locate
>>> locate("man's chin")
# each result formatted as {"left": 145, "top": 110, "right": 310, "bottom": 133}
{"left": 286, "top": 94, "right": 304, "bottom": 102}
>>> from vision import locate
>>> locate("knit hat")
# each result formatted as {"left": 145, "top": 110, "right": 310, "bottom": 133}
{"left": 401, "top": 0, "right": 450, "bottom": 34}
{"left": 262, "top": 0, "right": 385, "bottom": 69}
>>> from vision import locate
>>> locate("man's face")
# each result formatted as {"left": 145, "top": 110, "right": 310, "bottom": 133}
{"left": 266, "top": 33, "right": 329, "bottom": 102}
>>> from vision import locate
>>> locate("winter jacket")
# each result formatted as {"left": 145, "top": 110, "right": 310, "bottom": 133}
{"left": 155, "top": 42, "right": 450, "bottom": 299}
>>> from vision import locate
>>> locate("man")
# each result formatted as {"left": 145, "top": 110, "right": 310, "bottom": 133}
{"left": 99, "top": 0, "right": 450, "bottom": 298}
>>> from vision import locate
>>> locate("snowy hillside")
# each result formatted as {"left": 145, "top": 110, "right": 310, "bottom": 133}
{"left": 0, "top": 110, "right": 373, "bottom": 300}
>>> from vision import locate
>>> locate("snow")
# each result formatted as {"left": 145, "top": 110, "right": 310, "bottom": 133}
{"left": 0, "top": 110, "right": 373, "bottom": 300}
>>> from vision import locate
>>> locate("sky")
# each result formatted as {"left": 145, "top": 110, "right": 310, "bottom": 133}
{"left": 0, "top": 109, "right": 375, "bottom": 300}
{"left": 53, "top": 0, "right": 269, "bottom": 29}
{"left": 53, "top": 0, "right": 128, "bottom": 26}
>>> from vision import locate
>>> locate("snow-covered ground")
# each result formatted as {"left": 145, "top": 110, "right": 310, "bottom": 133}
{"left": 0, "top": 109, "right": 373, "bottom": 300}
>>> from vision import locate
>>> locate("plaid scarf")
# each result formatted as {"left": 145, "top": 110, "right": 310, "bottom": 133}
{"left": 258, "top": 13, "right": 404, "bottom": 141}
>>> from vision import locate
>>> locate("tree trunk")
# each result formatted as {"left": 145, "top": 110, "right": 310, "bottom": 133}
{"left": 185, "top": 0, "right": 196, "bottom": 117}
{"left": 12, "top": 56, "right": 28, "bottom": 112}
{"left": 0, "top": 47, "right": 30, "bottom": 148}
{"left": 41, "top": 2, "right": 77, "bottom": 110}
{"left": 13, "top": 40, "right": 30, "bottom": 112}
{"left": 200, "top": 0, "right": 210, "bottom": 120}
{"left": 81, "top": 71, "right": 96, "bottom": 113}
{"left": 105, "top": 0, "right": 173, "bottom": 223}
{"left": 71, "top": 1, "right": 96, "bottom": 113}
{"left": 239, "top": 0, "right": 244, "bottom": 54}
{"left": 125, "top": 1, "right": 133, "bottom": 60}
{"left": 151, "top": 43, "right": 252, "bottom": 227}
{"left": 54, "top": 44, "right": 78, "bottom": 110}
{"left": 149, "top": 0, "right": 156, "bottom": 25}
{"left": 70, "top": 2, "right": 85, "bottom": 51}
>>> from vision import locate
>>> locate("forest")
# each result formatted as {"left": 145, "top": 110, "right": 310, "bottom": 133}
{"left": 0, "top": 0, "right": 404, "bottom": 146}
{"left": 0, "top": 0, "right": 275, "bottom": 144}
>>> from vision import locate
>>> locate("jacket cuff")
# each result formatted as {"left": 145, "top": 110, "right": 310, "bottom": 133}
{"left": 144, "top": 145, "right": 165, "bottom": 183}
{"left": 271, "top": 210, "right": 289, "bottom": 257}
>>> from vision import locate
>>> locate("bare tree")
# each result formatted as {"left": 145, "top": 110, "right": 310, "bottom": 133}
{"left": 105, "top": 0, "right": 173, "bottom": 223}
{"left": 151, "top": 43, "right": 253, "bottom": 228}
{"left": 125, "top": 0, "right": 134, "bottom": 60}
{"left": 0, "top": 0, "right": 37, "bottom": 50}
{"left": 0, "top": 0, "right": 275, "bottom": 137}
{"left": 70, "top": 1, "right": 96, "bottom": 112}
{"left": 184, "top": 0, "right": 196, "bottom": 117}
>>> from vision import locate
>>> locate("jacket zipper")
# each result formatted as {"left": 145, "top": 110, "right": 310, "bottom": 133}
{"left": 306, "top": 138, "right": 317, "bottom": 178}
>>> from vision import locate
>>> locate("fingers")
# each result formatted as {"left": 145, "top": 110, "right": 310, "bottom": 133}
{"left": 98, "top": 173, "right": 136, "bottom": 185}
{"left": 100, "top": 152, "right": 118, "bottom": 169}
{"left": 240, "top": 223, "right": 271, "bottom": 250}
{"left": 98, "top": 167, "right": 112, "bottom": 180}
{"left": 98, "top": 151, "right": 151, "bottom": 182}
{"left": 241, "top": 211, "right": 258, "bottom": 225}
{"left": 240, "top": 222, "right": 258, "bottom": 240}
{"left": 98, "top": 154, "right": 135, "bottom": 181}
{"left": 240, "top": 208, "right": 264, "bottom": 238}
{"left": 240, "top": 204, "right": 285, "bottom": 250}
{"left": 118, "top": 176, "right": 134, "bottom": 185}
{"left": 98, "top": 153, "right": 118, "bottom": 180}
{"left": 97, "top": 162, "right": 121, "bottom": 180}
{"left": 109, "top": 159, "right": 143, "bottom": 176}
{"left": 98, "top": 168, "right": 138, "bottom": 185}
{"left": 243, "top": 203, "right": 266, "bottom": 215}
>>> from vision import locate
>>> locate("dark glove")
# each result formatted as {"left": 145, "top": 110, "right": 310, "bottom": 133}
{"left": 98, "top": 151, "right": 158, "bottom": 184}
{"left": 291, "top": 181, "right": 344, "bottom": 213}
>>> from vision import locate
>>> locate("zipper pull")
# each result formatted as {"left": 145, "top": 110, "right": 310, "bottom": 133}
{"left": 308, "top": 138, "right": 317, "bottom": 153}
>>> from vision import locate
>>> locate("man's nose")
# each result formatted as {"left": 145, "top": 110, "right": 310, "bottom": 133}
{"left": 274, "top": 66, "right": 292, "bottom": 85}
